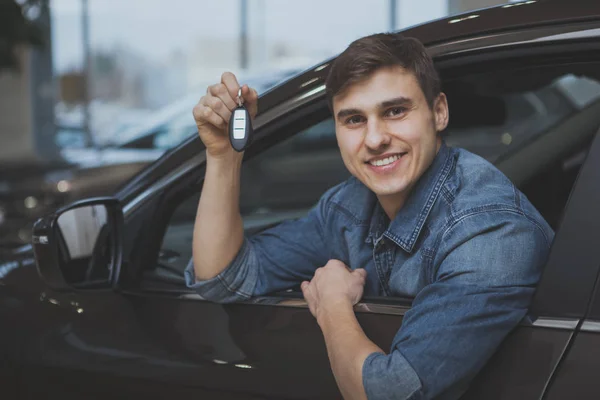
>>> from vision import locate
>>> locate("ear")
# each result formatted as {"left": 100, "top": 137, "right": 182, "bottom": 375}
{"left": 433, "top": 93, "right": 449, "bottom": 133}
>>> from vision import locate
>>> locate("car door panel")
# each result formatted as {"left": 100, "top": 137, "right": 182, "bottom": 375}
{"left": 3, "top": 261, "right": 578, "bottom": 400}
{"left": 12, "top": 286, "right": 280, "bottom": 399}
{"left": 113, "top": 292, "right": 405, "bottom": 399}
{"left": 542, "top": 330, "right": 600, "bottom": 400}
{"left": 461, "top": 324, "right": 572, "bottom": 399}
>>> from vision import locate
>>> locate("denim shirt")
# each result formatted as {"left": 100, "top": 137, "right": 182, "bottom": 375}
{"left": 185, "top": 141, "right": 554, "bottom": 400}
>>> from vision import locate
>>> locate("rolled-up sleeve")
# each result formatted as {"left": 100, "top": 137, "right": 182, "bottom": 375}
{"left": 184, "top": 238, "right": 258, "bottom": 303}
{"left": 362, "top": 210, "right": 553, "bottom": 400}
{"left": 185, "top": 183, "right": 344, "bottom": 303}
{"left": 363, "top": 350, "right": 423, "bottom": 400}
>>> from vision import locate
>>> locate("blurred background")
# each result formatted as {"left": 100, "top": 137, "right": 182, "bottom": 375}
{"left": 0, "top": 0, "right": 519, "bottom": 249}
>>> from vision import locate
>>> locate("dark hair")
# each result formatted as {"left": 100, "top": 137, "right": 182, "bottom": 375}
{"left": 326, "top": 33, "right": 440, "bottom": 110}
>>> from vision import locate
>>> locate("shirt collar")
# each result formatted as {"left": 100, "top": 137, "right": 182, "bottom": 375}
{"left": 367, "top": 141, "right": 455, "bottom": 253}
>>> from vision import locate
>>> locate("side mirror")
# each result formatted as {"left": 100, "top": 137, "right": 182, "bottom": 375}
{"left": 32, "top": 197, "right": 123, "bottom": 291}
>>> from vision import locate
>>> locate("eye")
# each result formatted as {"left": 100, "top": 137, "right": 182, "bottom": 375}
{"left": 345, "top": 115, "right": 365, "bottom": 125}
{"left": 385, "top": 107, "right": 406, "bottom": 117}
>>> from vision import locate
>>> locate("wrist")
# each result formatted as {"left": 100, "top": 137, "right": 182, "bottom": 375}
{"left": 316, "top": 297, "right": 354, "bottom": 327}
{"left": 206, "top": 148, "right": 244, "bottom": 171}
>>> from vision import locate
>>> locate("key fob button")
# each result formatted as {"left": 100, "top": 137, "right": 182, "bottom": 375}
{"left": 232, "top": 109, "right": 247, "bottom": 139}
{"left": 229, "top": 105, "right": 253, "bottom": 152}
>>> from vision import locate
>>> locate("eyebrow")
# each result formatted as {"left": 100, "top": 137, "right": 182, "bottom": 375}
{"left": 381, "top": 96, "right": 413, "bottom": 108}
{"left": 336, "top": 96, "right": 414, "bottom": 121}
{"left": 336, "top": 108, "right": 362, "bottom": 121}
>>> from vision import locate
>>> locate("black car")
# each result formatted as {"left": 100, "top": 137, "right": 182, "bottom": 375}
{"left": 3, "top": 0, "right": 600, "bottom": 398}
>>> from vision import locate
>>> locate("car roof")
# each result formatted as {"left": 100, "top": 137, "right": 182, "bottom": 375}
{"left": 404, "top": 0, "right": 600, "bottom": 46}
{"left": 258, "top": 0, "right": 600, "bottom": 112}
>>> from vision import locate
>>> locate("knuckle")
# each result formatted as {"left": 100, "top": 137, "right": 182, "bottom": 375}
{"left": 216, "top": 83, "right": 227, "bottom": 95}
{"left": 192, "top": 104, "right": 201, "bottom": 116}
{"left": 200, "top": 106, "right": 212, "bottom": 119}
{"left": 193, "top": 105, "right": 206, "bottom": 120}
{"left": 210, "top": 97, "right": 222, "bottom": 110}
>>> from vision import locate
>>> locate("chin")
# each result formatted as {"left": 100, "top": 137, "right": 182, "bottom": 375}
{"left": 368, "top": 181, "right": 410, "bottom": 197}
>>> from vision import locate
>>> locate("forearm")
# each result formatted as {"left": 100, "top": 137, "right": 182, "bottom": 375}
{"left": 318, "top": 302, "right": 384, "bottom": 400}
{"left": 192, "top": 150, "right": 245, "bottom": 280}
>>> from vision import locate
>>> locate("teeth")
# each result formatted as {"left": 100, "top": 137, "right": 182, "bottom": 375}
{"left": 370, "top": 154, "right": 401, "bottom": 167}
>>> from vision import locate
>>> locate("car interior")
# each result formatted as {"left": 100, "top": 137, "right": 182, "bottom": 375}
{"left": 444, "top": 64, "right": 600, "bottom": 229}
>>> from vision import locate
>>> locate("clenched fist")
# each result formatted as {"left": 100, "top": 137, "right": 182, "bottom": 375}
{"left": 301, "top": 260, "right": 367, "bottom": 322}
{"left": 192, "top": 72, "right": 258, "bottom": 158}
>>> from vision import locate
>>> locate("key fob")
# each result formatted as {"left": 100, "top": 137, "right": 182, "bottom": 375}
{"left": 229, "top": 105, "right": 253, "bottom": 152}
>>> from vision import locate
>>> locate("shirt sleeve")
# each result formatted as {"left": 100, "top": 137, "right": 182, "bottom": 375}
{"left": 362, "top": 210, "right": 553, "bottom": 400}
{"left": 184, "top": 183, "right": 343, "bottom": 303}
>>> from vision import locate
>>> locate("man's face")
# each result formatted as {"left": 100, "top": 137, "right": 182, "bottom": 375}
{"left": 332, "top": 66, "right": 448, "bottom": 210}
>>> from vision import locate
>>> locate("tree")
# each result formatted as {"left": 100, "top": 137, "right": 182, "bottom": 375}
{"left": 0, "top": 0, "right": 44, "bottom": 72}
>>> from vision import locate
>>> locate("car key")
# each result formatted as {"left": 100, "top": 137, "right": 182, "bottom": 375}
{"left": 229, "top": 88, "right": 254, "bottom": 152}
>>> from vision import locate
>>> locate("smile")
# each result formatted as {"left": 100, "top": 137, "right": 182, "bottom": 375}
{"left": 367, "top": 153, "right": 407, "bottom": 167}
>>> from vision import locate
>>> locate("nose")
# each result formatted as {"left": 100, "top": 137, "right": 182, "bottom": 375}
{"left": 364, "top": 119, "right": 391, "bottom": 151}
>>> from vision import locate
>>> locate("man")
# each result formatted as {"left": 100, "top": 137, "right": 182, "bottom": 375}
{"left": 186, "top": 33, "right": 554, "bottom": 400}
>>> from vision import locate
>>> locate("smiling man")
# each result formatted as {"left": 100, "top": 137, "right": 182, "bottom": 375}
{"left": 187, "top": 33, "right": 554, "bottom": 400}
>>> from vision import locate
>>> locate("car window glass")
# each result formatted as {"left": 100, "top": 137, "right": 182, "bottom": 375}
{"left": 150, "top": 62, "right": 600, "bottom": 287}
{"left": 153, "top": 111, "right": 195, "bottom": 149}
{"left": 444, "top": 73, "right": 600, "bottom": 163}
{"left": 122, "top": 70, "right": 301, "bottom": 151}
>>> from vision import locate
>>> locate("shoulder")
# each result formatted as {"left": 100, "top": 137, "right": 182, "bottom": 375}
{"left": 438, "top": 147, "right": 554, "bottom": 248}
{"left": 444, "top": 147, "right": 518, "bottom": 210}
{"left": 434, "top": 208, "right": 551, "bottom": 286}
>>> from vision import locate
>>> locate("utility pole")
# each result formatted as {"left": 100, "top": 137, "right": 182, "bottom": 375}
{"left": 389, "top": 0, "right": 397, "bottom": 31}
{"left": 240, "top": 0, "right": 248, "bottom": 70}
{"left": 81, "top": 0, "right": 94, "bottom": 148}
{"left": 29, "top": 0, "right": 59, "bottom": 161}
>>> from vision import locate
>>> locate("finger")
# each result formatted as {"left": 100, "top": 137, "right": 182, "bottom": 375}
{"left": 352, "top": 268, "right": 367, "bottom": 278}
{"left": 221, "top": 72, "right": 242, "bottom": 105}
{"left": 314, "top": 267, "right": 323, "bottom": 279}
{"left": 327, "top": 259, "right": 348, "bottom": 270}
{"left": 202, "top": 96, "right": 232, "bottom": 124}
{"left": 192, "top": 104, "right": 226, "bottom": 130}
{"left": 208, "top": 83, "right": 237, "bottom": 111}
{"left": 301, "top": 281, "right": 309, "bottom": 292}
{"left": 301, "top": 281, "right": 313, "bottom": 300}
{"left": 242, "top": 85, "right": 259, "bottom": 117}
{"left": 301, "top": 284, "right": 317, "bottom": 315}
